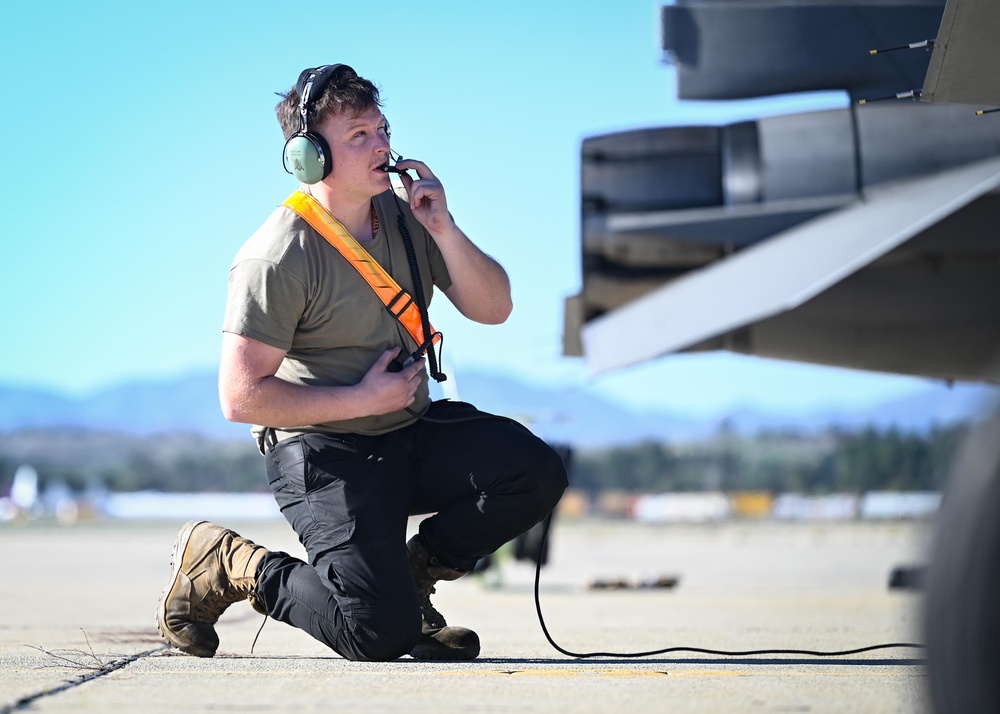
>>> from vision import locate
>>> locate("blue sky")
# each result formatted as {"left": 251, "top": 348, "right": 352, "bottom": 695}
{"left": 0, "top": 0, "right": 946, "bottom": 418}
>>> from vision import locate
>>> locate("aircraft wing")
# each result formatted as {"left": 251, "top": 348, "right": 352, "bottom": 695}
{"left": 579, "top": 155, "right": 1000, "bottom": 381}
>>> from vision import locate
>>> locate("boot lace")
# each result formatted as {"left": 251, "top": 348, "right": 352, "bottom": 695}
{"left": 416, "top": 579, "right": 448, "bottom": 630}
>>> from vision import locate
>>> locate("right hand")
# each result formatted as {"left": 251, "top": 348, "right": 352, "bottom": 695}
{"left": 356, "top": 347, "right": 426, "bottom": 415}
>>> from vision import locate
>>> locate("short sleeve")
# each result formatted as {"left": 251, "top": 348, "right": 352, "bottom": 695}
{"left": 223, "top": 258, "right": 307, "bottom": 351}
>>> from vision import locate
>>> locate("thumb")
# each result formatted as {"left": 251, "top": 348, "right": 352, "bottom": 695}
{"left": 375, "top": 347, "right": 402, "bottom": 369}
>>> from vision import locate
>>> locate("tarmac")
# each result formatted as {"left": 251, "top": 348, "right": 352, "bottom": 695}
{"left": 1, "top": 517, "right": 931, "bottom": 713}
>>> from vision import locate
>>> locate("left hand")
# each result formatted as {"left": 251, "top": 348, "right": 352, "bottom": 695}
{"left": 394, "top": 158, "right": 454, "bottom": 235}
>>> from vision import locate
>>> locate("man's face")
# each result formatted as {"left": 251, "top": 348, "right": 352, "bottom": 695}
{"left": 316, "top": 106, "right": 392, "bottom": 200}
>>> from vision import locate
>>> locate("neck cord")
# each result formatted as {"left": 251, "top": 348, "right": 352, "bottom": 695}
{"left": 390, "top": 191, "right": 446, "bottom": 382}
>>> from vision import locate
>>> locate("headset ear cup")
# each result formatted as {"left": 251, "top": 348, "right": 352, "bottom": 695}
{"left": 283, "top": 64, "right": 346, "bottom": 183}
{"left": 282, "top": 132, "right": 331, "bottom": 184}
{"left": 307, "top": 131, "right": 332, "bottom": 180}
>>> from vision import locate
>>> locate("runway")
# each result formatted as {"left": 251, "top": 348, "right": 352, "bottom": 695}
{"left": 1, "top": 517, "right": 930, "bottom": 713}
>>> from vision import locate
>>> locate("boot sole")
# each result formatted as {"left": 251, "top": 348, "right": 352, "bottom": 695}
{"left": 409, "top": 646, "right": 480, "bottom": 661}
{"left": 156, "top": 520, "right": 214, "bottom": 657}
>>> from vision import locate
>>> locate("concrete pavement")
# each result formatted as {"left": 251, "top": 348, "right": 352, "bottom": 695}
{"left": 1, "top": 518, "right": 930, "bottom": 713}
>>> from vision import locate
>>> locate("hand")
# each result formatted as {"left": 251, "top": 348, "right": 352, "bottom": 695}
{"left": 394, "top": 158, "right": 454, "bottom": 234}
{"left": 356, "top": 347, "right": 426, "bottom": 415}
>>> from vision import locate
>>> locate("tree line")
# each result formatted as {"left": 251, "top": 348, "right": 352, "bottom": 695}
{"left": 0, "top": 428, "right": 266, "bottom": 494}
{"left": 570, "top": 423, "right": 967, "bottom": 494}
{"left": 0, "top": 422, "right": 970, "bottom": 497}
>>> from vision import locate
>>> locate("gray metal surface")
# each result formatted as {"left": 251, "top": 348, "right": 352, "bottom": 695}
{"left": 922, "top": 0, "right": 1000, "bottom": 106}
{"left": 565, "top": 101, "right": 1000, "bottom": 381}
{"left": 661, "top": 0, "right": 945, "bottom": 102}
{"left": 580, "top": 156, "right": 1000, "bottom": 378}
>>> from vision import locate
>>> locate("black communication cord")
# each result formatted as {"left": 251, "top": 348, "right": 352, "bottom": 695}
{"left": 385, "top": 154, "right": 447, "bottom": 383}
{"left": 531, "top": 511, "right": 926, "bottom": 659}
{"left": 383, "top": 154, "right": 923, "bottom": 658}
{"left": 395, "top": 208, "right": 447, "bottom": 383}
{"left": 404, "top": 404, "right": 509, "bottom": 423}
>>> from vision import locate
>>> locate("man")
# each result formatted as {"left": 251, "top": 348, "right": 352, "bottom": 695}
{"left": 156, "top": 64, "right": 568, "bottom": 662}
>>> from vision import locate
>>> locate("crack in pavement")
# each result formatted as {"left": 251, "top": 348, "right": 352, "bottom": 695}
{"left": 0, "top": 645, "right": 168, "bottom": 714}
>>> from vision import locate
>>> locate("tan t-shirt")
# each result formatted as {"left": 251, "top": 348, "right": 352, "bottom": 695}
{"left": 223, "top": 188, "right": 452, "bottom": 438}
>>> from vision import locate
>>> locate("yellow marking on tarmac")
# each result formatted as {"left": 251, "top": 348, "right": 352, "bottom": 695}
{"left": 663, "top": 669, "right": 745, "bottom": 678}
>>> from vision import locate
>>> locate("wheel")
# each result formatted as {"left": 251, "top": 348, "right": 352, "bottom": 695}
{"left": 925, "top": 405, "right": 1000, "bottom": 713}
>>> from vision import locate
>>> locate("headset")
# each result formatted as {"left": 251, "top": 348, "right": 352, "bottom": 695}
{"left": 282, "top": 64, "right": 353, "bottom": 184}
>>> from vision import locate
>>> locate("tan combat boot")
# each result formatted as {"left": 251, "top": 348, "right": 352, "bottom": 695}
{"left": 156, "top": 520, "right": 269, "bottom": 657}
{"left": 406, "top": 535, "right": 481, "bottom": 660}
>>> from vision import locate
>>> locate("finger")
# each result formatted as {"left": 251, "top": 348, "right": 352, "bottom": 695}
{"left": 408, "top": 182, "right": 426, "bottom": 210}
{"left": 406, "top": 357, "right": 426, "bottom": 379}
{"left": 409, "top": 182, "right": 442, "bottom": 211}
{"left": 395, "top": 158, "right": 436, "bottom": 181}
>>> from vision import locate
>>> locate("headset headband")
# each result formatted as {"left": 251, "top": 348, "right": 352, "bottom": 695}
{"left": 294, "top": 64, "right": 354, "bottom": 131}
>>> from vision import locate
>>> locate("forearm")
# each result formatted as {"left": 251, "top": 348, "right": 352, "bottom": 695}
{"left": 395, "top": 158, "right": 512, "bottom": 323}
{"left": 220, "top": 373, "right": 369, "bottom": 427}
{"left": 219, "top": 336, "right": 423, "bottom": 427}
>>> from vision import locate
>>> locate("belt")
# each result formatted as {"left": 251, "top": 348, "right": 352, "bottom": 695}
{"left": 257, "top": 427, "right": 360, "bottom": 455}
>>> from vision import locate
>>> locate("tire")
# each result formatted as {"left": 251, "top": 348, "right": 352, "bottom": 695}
{"left": 925, "top": 405, "right": 1000, "bottom": 713}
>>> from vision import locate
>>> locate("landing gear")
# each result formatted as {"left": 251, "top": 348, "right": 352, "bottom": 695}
{"left": 925, "top": 406, "right": 1000, "bottom": 712}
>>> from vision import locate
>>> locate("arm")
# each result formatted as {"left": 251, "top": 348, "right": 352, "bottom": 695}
{"left": 396, "top": 159, "right": 513, "bottom": 325}
{"left": 218, "top": 332, "right": 426, "bottom": 426}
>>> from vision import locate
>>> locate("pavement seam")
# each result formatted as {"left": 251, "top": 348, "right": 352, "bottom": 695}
{"left": 0, "top": 644, "right": 168, "bottom": 714}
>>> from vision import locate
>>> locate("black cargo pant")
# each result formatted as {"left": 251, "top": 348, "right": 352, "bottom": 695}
{"left": 254, "top": 400, "right": 568, "bottom": 661}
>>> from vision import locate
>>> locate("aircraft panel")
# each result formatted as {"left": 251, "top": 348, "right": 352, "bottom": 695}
{"left": 578, "top": 156, "right": 1000, "bottom": 379}
{"left": 922, "top": 0, "right": 1000, "bottom": 107}
{"left": 661, "top": 0, "right": 945, "bottom": 103}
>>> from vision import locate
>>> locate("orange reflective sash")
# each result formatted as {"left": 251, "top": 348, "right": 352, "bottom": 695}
{"left": 283, "top": 190, "right": 439, "bottom": 350}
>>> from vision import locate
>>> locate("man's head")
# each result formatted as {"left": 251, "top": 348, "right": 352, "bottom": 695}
{"left": 278, "top": 65, "right": 385, "bottom": 185}
{"left": 276, "top": 64, "right": 381, "bottom": 141}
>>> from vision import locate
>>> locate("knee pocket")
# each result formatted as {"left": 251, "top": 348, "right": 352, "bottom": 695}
{"left": 347, "top": 605, "right": 421, "bottom": 662}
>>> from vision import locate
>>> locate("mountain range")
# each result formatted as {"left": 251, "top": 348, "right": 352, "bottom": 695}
{"left": 0, "top": 370, "right": 996, "bottom": 448}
